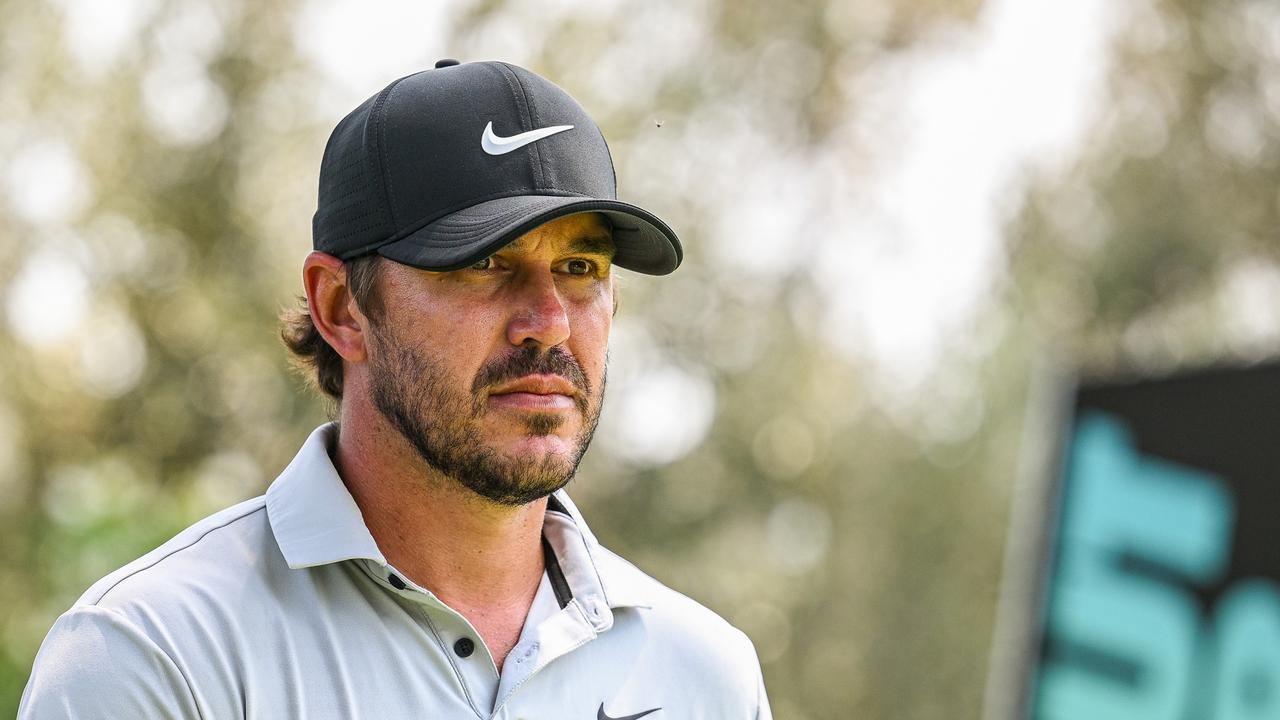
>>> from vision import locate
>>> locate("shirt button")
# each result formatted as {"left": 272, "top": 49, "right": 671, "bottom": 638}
{"left": 454, "top": 637, "right": 475, "bottom": 658}
{"left": 388, "top": 574, "right": 406, "bottom": 590}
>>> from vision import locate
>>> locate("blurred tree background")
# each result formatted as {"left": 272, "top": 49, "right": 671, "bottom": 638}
{"left": 2, "top": 0, "right": 1279, "bottom": 718}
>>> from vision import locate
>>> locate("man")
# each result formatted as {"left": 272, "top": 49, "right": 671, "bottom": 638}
{"left": 20, "top": 60, "right": 772, "bottom": 719}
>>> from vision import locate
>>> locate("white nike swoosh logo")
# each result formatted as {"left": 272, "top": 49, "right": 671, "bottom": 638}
{"left": 481, "top": 121, "right": 574, "bottom": 156}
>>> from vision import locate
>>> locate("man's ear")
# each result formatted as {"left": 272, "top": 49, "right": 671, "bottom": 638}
{"left": 303, "top": 251, "right": 369, "bottom": 363}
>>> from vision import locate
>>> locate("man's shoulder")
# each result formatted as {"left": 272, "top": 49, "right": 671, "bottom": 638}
{"left": 588, "top": 544, "right": 766, "bottom": 709}
{"left": 21, "top": 498, "right": 281, "bottom": 719}
{"left": 76, "top": 495, "right": 275, "bottom": 611}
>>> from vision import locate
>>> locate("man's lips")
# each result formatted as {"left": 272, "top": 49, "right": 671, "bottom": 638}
{"left": 488, "top": 374, "right": 579, "bottom": 396}
{"left": 487, "top": 374, "right": 580, "bottom": 411}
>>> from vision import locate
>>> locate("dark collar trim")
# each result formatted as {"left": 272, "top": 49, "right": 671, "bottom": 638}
{"left": 541, "top": 535, "right": 573, "bottom": 609}
{"left": 546, "top": 493, "right": 570, "bottom": 516}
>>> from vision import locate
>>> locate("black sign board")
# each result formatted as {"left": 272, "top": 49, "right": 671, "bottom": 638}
{"left": 1024, "top": 362, "right": 1280, "bottom": 719}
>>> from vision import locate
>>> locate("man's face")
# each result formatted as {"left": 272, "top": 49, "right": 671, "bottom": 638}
{"left": 362, "top": 212, "right": 615, "bottom": 505}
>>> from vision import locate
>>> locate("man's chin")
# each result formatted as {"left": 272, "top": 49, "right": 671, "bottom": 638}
{"left": 497, "top": 433, "right": 580, "bottom": 461}
{"left": 482, "top": 409, "right": 576, "bottom": 444}
{"left": 460, "top": 444, "right": 577, "bottom": 507}
{"left": 485, "top": 404, "right": 573, "bottom": 436}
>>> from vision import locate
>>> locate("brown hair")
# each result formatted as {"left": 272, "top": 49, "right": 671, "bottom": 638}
{"left": 280, "top": 255, "right": 385, "bottom": 401}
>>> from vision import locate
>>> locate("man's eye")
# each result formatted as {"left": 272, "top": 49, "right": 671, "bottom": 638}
{"left": 470, "top": 257, "right": 493, "bottom": 270}
{"left": 565, "top": 259, "right": 594, "bottom": 275}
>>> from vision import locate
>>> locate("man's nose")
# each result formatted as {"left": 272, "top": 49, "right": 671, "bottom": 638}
{"left": 505, "top": 270, "right": 571, "bottom": 349}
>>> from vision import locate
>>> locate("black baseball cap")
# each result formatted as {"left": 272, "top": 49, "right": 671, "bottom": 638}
{"left": 312, "top": 59, "right": 682, "bottom": 275}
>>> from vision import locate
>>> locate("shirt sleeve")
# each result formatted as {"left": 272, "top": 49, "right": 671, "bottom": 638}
{"left": 754, "top": 663, "right": 773, "bottom": 720}
{"left": 19, "top": 605, "right": 203, "bottom": 720}
{"left": 743, "top": 631, "right": 773, "bottom": 720}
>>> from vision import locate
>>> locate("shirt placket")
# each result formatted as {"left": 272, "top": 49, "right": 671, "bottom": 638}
{"left": 361, "top": 560, "right": 502, "bottom": 718}
{"left": 492, "top": 595, "right": 605, "bottom": 714}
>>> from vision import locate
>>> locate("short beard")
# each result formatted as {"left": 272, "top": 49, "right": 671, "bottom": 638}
{"left": 366, "top": 325, "right": 604, "bottom": 506}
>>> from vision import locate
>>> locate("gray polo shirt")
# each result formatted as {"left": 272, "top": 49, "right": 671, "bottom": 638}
{"left": 20, "top": 424, "right": 772, "bottom": 719}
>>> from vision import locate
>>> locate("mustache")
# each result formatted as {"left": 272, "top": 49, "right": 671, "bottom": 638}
{"left": 471, "top": 346, "right": 591, "bottom": 397}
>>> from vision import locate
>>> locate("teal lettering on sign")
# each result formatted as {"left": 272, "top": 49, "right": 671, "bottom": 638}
{"left": 1035, "top": 412, "right": 1236, "bottom": 719}
{"left": 1208, "top": 579, "right": 1280, "bottom": 719}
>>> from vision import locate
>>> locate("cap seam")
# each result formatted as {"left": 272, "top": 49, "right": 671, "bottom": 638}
{"left": 338, "top": 236, "right": 390, "bottom": 260}
{"left": 316, "top": 215, "right": 382, "bottom": 245}
{"left": 495, "top": 62, "right": 546, "bottom": 189}
{"left": 326, "top": 211, "right": 388, "bottom": 243}
{"left": 323, "top": 182, "right": 379, "bottom": 204}
{"left": 332, "top": 151, "right": 365, "bottom": 175}
{"left": 363, "top": 96, "right": 393, "bottom": 230}
{"left": 368, "top": 72, "right": 427, "bottom": 231}
{"left": 517, "top": 71, "right": 549, "bottom": 189}
{"left": 597, "top": 127, "right": 618, "bottom": 196}
{"left": 372, "top": 84, "right": 399, "bottom": 228}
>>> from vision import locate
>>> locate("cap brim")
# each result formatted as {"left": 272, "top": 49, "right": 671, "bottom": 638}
{"left": 373, "top": 195, "right": 682, "bottom": 275}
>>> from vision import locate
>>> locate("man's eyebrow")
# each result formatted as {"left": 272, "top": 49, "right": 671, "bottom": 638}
{"left": 566, "top": 234, "right": 616, "bottom": 258}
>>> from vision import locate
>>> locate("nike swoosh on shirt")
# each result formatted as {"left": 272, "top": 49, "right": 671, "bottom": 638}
{"left": 597, "top": 703, "right": 661, "bottom": 720}
{"left": 481, "top": 121, "right": 574, "bottom": 155}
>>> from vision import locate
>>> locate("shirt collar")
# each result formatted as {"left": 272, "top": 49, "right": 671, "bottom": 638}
{"left": 540, "top": 491, "right": 652, "bottom": 615}
{"left": 265, "top": 423, "right": 652, "bottom": 613}
{"left": 266, "top": 423, "right": 386, "bottom": 569}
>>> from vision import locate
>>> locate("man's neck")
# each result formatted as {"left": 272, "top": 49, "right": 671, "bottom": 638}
{"left": 331, "top": 398, "right": 546, "bottom": 670}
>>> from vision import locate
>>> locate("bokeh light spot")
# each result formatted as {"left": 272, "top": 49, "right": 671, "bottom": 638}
{"left": 5, "top": 250, "right": 90, "bottom": 348}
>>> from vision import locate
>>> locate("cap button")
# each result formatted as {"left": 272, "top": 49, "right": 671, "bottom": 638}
{"left": 435, "top": 58, "right": 460, "bottom": 68}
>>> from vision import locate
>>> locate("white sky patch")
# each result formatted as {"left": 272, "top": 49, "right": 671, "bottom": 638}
{"left": 816, "top": 0, "right": 1119, "bottom": 385}
{"left": 50, "top": 0, "right": 158, "bottom": 77}
{"left": 293, "top": 0, "right": 650, "bottom": 121}
{"left": 142, "top": 57, "right": 230, "bottom": 146}
{"left": 582, "top": 0, "right": 711, "bottom": 112}
{"left": 766, "top": 497, "right": 833, "bottom": 575}
{"left": 125, "top": 0, "right": 232, "bottom": 146}
{"left": 4, "top": 138, "right": 91, "bottom": 226}
{"left": 1218, "top": 257, "right": 1280, "bottom": 353}
{"left": 598, "top": 318, "right": 717, "bottom": 467}
{"left": 601, "top": 362, "right": 717, "bottom": 467}
{"left": 710, "top": 151, "right": 820, "bottom": 284}
{"left": 151, "top": 0, "right": 229, "bottom": 63}
{"left": 292, "top": 0, "right": 451, "bottom": 118}
{"left": 5, "top": 248, "right": 91, "bottom": 348}
{"left": 77, "top": 307, "right": 148, "bottom": 398}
